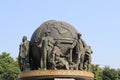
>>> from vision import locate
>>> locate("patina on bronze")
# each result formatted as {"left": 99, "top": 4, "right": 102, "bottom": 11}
{"left": 18, "top": 20, "right": 94, "bottom": 80}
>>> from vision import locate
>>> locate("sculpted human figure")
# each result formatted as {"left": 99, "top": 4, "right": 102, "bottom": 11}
{"left": 76, "top": 33, "right": 87, "bottom": 70}
{"left": 49, "top": 41, "right": 69, "bottom": 70}
{"left": 18, "top": 36, "right": 30, "bottom": 71}
{"left": 83, "top": 46, "right": 93, "bottom": 71}
{"left": 38, "top": 30, "right": 55, "bottom": 70}
{"left": 69, "top": 38, "right": 77, "bottom": 65}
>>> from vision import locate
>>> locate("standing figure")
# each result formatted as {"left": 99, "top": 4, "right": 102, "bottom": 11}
{"left": 83, "top": 46, "right": 93, "bottom": 71}
{"left": 18, "top": 36, "right": 30, "bottom": 71}
{"left": 49, "top": 41, "right": 69, "bottom": 70}
{"left": 38, "top": 30, "right": 55, "bottom": 70}
{"left": 68, "top": 38, "right": 76, "bottom": 65}
{"left": 76, "top": 33, "right": 87, "bottom": 70}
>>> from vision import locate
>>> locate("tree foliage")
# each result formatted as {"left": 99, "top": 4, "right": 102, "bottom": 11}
{"left": 117, "top": 69, "right": 120, "bottom": 79}
{"left": 91, "top": 64, "right": 120, "bottom": 80}
{"left": 102, "top": 66, "right": 119, "bottom": 80}
{"left": 0, "top": 52, "right": 20, "bottom": 80}
{"left": 91, "top": 64, "right": 102, "bottom": 80}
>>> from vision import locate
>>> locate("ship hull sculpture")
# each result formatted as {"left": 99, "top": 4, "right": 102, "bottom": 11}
{"left": 18, "top": 20, "right": 94, "bottom": 80}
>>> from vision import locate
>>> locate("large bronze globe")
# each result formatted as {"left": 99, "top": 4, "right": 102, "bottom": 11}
{"left": 29, "top": 20, "right": 79, "bottom": 70}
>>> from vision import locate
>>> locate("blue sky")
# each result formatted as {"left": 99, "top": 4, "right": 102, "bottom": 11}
{"left": 0, "top": 0, "right": 120, "bottom": 68}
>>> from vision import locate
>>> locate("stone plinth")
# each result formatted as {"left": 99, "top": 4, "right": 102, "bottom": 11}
{"left": 18, "top": 70, "right": 94, "bottom": 80}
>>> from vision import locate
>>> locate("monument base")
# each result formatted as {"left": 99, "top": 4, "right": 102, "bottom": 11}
{"left": 18, "top": 70, "right": 94, "bottom": 80}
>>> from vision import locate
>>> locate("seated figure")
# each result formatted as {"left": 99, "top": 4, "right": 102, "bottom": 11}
{"left": 48, "top": 41, "right": 69, "bottom": 70}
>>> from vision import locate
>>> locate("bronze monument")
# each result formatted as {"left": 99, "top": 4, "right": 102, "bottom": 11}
{"left": 18, "top": 20, "right": 94, "bottom": 80}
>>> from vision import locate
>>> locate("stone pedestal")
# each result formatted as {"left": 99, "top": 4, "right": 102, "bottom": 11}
{"left": 18, "top": 70, "right": 94, "bottom": 80}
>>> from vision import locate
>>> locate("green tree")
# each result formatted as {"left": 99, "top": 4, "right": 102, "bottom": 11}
{"left": 102, "top": 66, "right": 118, "bottom": 80}
{"left": 91, "top": 64, "right": 102, "bottom": 80}
{"left": 0, "top": 52, "right": 20, "bottom": 80}
{"left": 117, "top": 69, "right": 120, "bottom": 79}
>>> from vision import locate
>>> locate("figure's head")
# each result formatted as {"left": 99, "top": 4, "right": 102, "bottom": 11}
{"left": 54, "top": 41, "right": 60, "bottom": 47}
{"left": 77, "top": 33, "right": 82, "bottom": 39}
{"left": 85, "top": 46, "right": 93, "bottom": 54}
{"left": 45, "top": 30, "right": 51, "bottom": 36}
{"left": 22, "top": 36, "right": 27, "bottom": 42}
